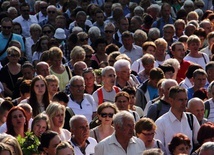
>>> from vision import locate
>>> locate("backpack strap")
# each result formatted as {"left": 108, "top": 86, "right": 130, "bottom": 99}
{"left": 186, "top": 112, "right": 193, "bottom": 130}
{"left": 202, "top": 53, "right": 207, "bottom": 64}
{"left": 204, "top": 100, "right": 210, "bottom": 119}
{"left": 97, "top": 88, "right": 103, "bottom": 105}
{"left": 113, "top": 86, "right": 120, "bottom": 93}
{"left": 156, "top": 140, "right": 160, "bottom": 148}
{"left": 156, "top": 100, "right": 162, "bottom": 121}
{"left": 65, "top": 65, "right": 72, "bottom": 80}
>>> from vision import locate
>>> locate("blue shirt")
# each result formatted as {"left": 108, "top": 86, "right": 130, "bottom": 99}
{"left": 0, "top": 33, "right": 25, "bottom": 61}
{"left": 147, "top": 85, "right": 158, "bottom": 100}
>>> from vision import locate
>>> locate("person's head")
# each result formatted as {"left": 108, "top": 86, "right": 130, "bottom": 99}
{"left": 121, "top": 31, "right": 134, "bottom": 50}
{"left": 187, "top": 35, "right": 201, "bottom": 53}
{"left": 154, "top": 38, "right": 167, "bottom": 57}
{"left": 20, "top": 3, "right": 30, "bottom": 20}
{"left": 174, "top": 19, "right": 186, "bottom": 38}
{"left": 135, "top": 118, "right": 157, "bottom": 147}
{"left": 94, "top": 37, "right": 107, "bottom": 54}
{"left": 141, "top": 54, "right": 155, "bottom": 74}
{"left": 122, "top": 86, "right": 136, "bottom": 107}
{"left": 77, "top": 32, "right": 88, "bottom": 46}
{"left": 46, "top": 102, "right": 65, "bottom": 129}
{"left": 169, "top": 86, "right": 187, "bottom": 113}
{"left": 7, "top": 6, "right": 18, "bottom": 20}
{"left": 88, "top": 27, "right": 101, "bottom": 43}
{"left": 30, "top": 23, "right": 42, "bottom": 39}
{"left": 52, "top": 91, "right": 69, "bottom": 107}
{"left": 206, "top": 62, "right": 214, "bottom": 83}
{"left": 69, "top": 75, "right": 85, "bottom": 97}
{"left": 70, "top": 46, "right": 86, "bottom": 64}
{"left": 39, "top": 130, "right": 61, "bottom": 155}
{"left": 161, "top": 79, "right": 178, "bottom": 99}
{"left": 39, "top": 1, "right": 48, "bottom": 15}
{"left": 148, "top": 68, "right": 165, "bottom": 88}
{"left": 162, "top": 58, "right": 180, "bottom": 80}
{"left": 115, "top": 91, "right": 130, "bottom": 111}
{"left": 73, "top": 61, "right": 87, "bottom": 76}
{"left": 31, "top": 113, "right": 49, "bottom": 138}
{"left": 163, "top": 24, "right": 175, "bottom": 41}
{"left": 42, "top": 24, "right": 55, "bottom": 38}
{"left": 55, "top": 15, "right": 66, "bottom": 29}
{"left": 171, "top": 42, "right": 186, "bottom": 62}
{"left": 168, "top": 133, "right": 191, "bottom": 155}
{"left": 107, "top": 51, "right": 121, "bottom": 66}
{"left": 187, "top": 97, "right": 204, "bottom": 123}
{"left": 199, "top": 142, "right": 214, "bottom": 155}
{"left": 30, "top": 75, "right": 48, "bottom": 98}
{"left": 49, "top": 47, "right": 63, "bottom": 68}
{"left": 75, "top": 11, "right": 87, "bottom": 28}
{"left": 1, "top": 17, "right": 13, "bottom": 36}
{"left": 82, "top": 67, "right": 95, "bottom": 88}
{"left": 114, "top": 59, "right": 131, "bottom": 82}
{"left": 142, "top": 148, "right": 164, "bottom": 155}
{"left": 186, "top": 11, "right": 199, "bottom": 22}
{"left": 104, "top": 22, "right": 115, "bottom": 40}
{"left": 0, "top": 100, "right": 13, "bottom": 125}
{"left": 18, "top": 103, "right": 32, "bottom": 122}
{"left": 97, "top": 102, "right": 119, "bottom": 125}
{"left": 47, "top": 5, "right": 58, "bottom": 20}
{"left": 113, "top": 110, "right": 134, "bottom": 140}
{"left": 36, "top": 61, "right": 50, "bottom": 77}
{"left": 33, "top": 35, "right": 49, "bottom": 54}
{"left": 118, "top": 16, "right": 129, "bottom": 33}
{"left": 142, "top": 41, "right": 156, "bottom": 56}
{"left": 192, "top": 69, "right": 207, "bottom": 90}
{"left": 101, "top": 66, "right": 116, "bottom": 87}
{"left": 130, "top": 16, "right": 143, "bottom": 33}
{"left": 6, "top": 46, "right": 21, "bottom": 63}
{"left": 133, "top": 29, "right": 147, "bottom": 47}
{"left": 183, "top": 0, "right": 194, "bottom": 13}
{"left": 69, "top": 115, "right": 89, "bottom": 142}
{"left": 148, "top": 28, "right": 160, "bottom": 41}
{"left": 6, "top": 106, "right": 28, "bottom": 137}
{"left": 160, "top": 3, "right": 171, "bottom": 18}
{"left": 56, "top": 141, "right": 74, "bottom": 155}
{"left": 45, "top": 75, "right": 59, "bottom": 98}
{"left": 200, "top": 20, "right": 212, "bottom": 35}
{"left": 21, "top": 62, "right": 35, "bottom": 80}
{"left": 197, "top": 122, "right": 214, "bottom": 145}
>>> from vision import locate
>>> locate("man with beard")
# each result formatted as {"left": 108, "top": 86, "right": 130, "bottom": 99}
{"left": 94, "top": 111, "right": 145, "bottom": 155}
{"left": 70, "top": 115, "right": 97, "bottom": 155}
{"left": 67, "top": 76, "right": 97, "bottom": 122}
{"left": 92, "top": 66, "right": 120, "bottom": 105}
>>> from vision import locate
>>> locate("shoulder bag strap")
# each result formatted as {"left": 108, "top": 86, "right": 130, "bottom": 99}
{"left": 0, "top": 34, "right": 13, "bottom": 57}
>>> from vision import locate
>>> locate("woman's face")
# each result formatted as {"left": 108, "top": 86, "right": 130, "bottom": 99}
{"left": 47, "top": 81, "right": 58, "bottom": 96}
{"left": 43, "top": 27, "right": 54, "bottom": 38}
{"left": 8, "top": 51, "right": 20, "bottom": 63}
{"left": 188, "top": 42, "right": 200, "bottom": 54}
{"left": 11, "top": 110, "right": 26, "bottom": 129}
{"left": 83, "top": 72, "right": 95, "bottom": 87}
{"left": 173, "top": 143, "right": 190, "bottom": 155}
{"left": 52, "top": 110, "right": 64, "bottom": 128}
{"left": 34, "top": 79, "right": 46, "bottom": 96}
{"left": 33, "top": 119, "right": 47, "bottom": 137}
{"left": 98, "top": 107, "right": 115, "bottom": 125}
{"left": 40, "top": 39, "right": 49, "bottom": 51}
{"left": 115, "top": 96, "right": 129, "bottom": 111}
{"left": 137, "top": 129, "right": 155, "bottom": 147}
{"left": 44, "top": 135, "right": 61, "bottom": 155}
{"left": 51, "top": 57, "right": 62, "bottom": 67}
{"left": 13, "top": 25, "right": 22, "bottom": 34}
{"left": 145, "top": 46, "right": 156, "bottom": 55}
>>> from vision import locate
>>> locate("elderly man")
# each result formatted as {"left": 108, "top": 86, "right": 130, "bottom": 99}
{"left": 199, "top": 142, "right": 214, "bottom": 155}
{"left": 70, "top": 115, "right": 97, "bottom": 155}
{"left": 94, "top": 111, "right": 146, "bottom": 155}
{"left": 187, "top": 97, "right": 207, "bottom": 125}
{"left": 92, "top": 66, "right": 120, "bottom": 105}
{"left": 67, "top": 76, "right": 97, "bottom": 122}
{"left": 39, "top": 5, "right": 58, "bottom": 27}
{"left": 155, "top": 86, "right": 200, "bottom": 154}
{"left": 36, "top": 61, "right": 50, "bottom": 77}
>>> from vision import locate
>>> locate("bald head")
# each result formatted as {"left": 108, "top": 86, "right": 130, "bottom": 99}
{"left": 36, "top": 61, "right": 50, "bottom": 77}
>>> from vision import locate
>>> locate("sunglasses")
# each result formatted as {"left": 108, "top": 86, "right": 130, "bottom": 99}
{"left": 8, "top": 54, "right": 20, "bottom": 57}
{"left": 80, "top": 38, "right": 88, "bottom": 42}
{"left": 48, "top": 11, "right": 56, "bottom": 14}
{"left": 43, "top": 30, "right": 51, "bottom": 34}
{"left": 141, "top": 132, "right": 156, "bottom": 136}
{"left": 100, "top": 113, "right": 114, "bottom": 118}
{"left": 40, "top": 6, "right": 47, "bottom": 9}
{"left": 22, "top": 9, "right": 30, "bottom": 12}
{"left": 2, "top": 26, "right": 12, "bottom": 29}
{"left": 105, "top": 30, "right": 114, "bottom": 33}
{"left": 85, "top": 55, "right": 92, "bottom": 58}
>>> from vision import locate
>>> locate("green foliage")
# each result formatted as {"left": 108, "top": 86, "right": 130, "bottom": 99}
{"left": 17, "top": 131, "right": 40, "bottom": 155}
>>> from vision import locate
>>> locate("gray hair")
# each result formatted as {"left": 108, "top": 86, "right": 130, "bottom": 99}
{"left": 162, "top": 58, "right": 180, "bottom": 70}
{"left": 7, "top": 6, "right": 17, "bottom": 13}
{"left": 88, "top": 26, "right": 101, "bottom": 38}
{"left": 134, "top": 6, "right": 144, "bottom": 15}
{"left": 113, "top": 59, "right": 131, "bottom": 72}
{"left": 72, "top": 26, "right": 83, "bottom": 34}
{"left": 104, "top": 22, "right": 115, "bottom": 30}
{"left": 142, "top": 148, "right": 164, "bottom": 155}
{"left": 113, "top": 110, "right": 134, "bottom": 128}
{"left": 187, "top": 97, "right": 204, "bottom": 109}
{"left": 30, "top": 23, "right": 42, "bottom": 32}
{"left": 134, "top": 29, "right": 148, "bottom": 41}
{"left": 69, "top": 115, "right": 87, "bottom": 129}
{"left": 101, "top": 66, "right": 115, "bottom": 76}
{"left": 69, "top": 75, "right": 84, "bottom": 85}
{"left": 161, "top": 79, "right": 178, "bottom": 91}
{"left": 148, "top": 28, "right": 160, "bottom": 40}
{"left": 199, "top": 142, "right": 214, "bottom": 155}
{"left": 18, "top": 103, "right": 33, "bottom": 114}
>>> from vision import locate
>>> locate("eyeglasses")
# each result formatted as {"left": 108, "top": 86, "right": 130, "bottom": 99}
{"left": 80, "top": 38, "right": 88, "bottom": 42}
{"left": 141, "top": 132, "right": 156, "bottom": 136}
{"left": 43, "top": 30, "right": 51, "bottom": 34}
{"left": 8, "top": 54, "right": 20, "bottom": 57}
{"left": 105, "top": 30, "right": 114, "bottom": 33}
{"left": 48, "top": 10, "right": 56, "bottom": 14}
{"left": 2, "top": 26, "right": 12, "bottom": 29}
{"left": 116, "top": 100, "right": 128, "bottom": 103}
{"left": 100, "top": 113, "right": 114, "bottom": 118}
{"left": 40, "top": 6, "right": 47, "bottom": 9}
{"left": 71, "top": 84, "right": 85, "bottom": 88}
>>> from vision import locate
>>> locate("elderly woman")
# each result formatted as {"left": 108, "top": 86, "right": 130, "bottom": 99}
{"left": 25, "top": 24, "right": 42, "bottom": 62}
{"left": 184, "top": 35, "right": 210, "bottom": 70}
{"left": 135, "top": 117, "right": 166, "bottom": 154}
{"left": 77, "top": 32, "right": 89, "bottom": 46}
{"left": 0, "top": 46, "right": 22, "bottom": 98}
{"left": 46, "top": 102, "right": 71, "bottom": 141}
{"left": 133, "top": 29, "right": 148, "bottom": 47}
{"left": 49, "top": 47, "right": 72, "bottom": 91}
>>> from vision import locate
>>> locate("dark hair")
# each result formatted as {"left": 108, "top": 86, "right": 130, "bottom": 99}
{"left": 22, "top": 61, "right": 34, "bottom": 70}
{"left": 149, "top": 68, "right": 165, "bottom": 80}
{"left": 135, "top": 117, "right": 156, "bottom": 134}
{"left": 6, "top": 106, "right": 28, "bottom": 136}
{"left": 169, "top": 86, "right": 186, "bottom": 99}
{"left": 39, "top": 130, "right": 58, "bottom": 151}
{"left": 52, "top": 91, "right": 69, "bottom": 103}
{"left": 29, "top": 75, "right": 50, "bottom": 117}
{"left": 105, "top": 43, "right": 119, "bottom": 55}
{"left": 168, "top": 133, "right": 191, "bottom": 154}
{"left": 194, "top": 28, "right": 206, "bottom": 38}
{"left": 159, "top": 64, "right": 175, "bottom": 73}
{"left": 94, "top": 37, "right": 107, "bottom": 48}
{"left": 19, "top": 80, "right": 31, "bottom": 95}
{"left": 13, "top": 22, "right": 22, "bottom": 34}
{"left": 193, "top": 88, "right": 208, "bottom": 100}
{"left": 122, "top": 86, "right": 136, "bottom": 95}
{"left": 197, "top": 122, "right": 214, "bottom": 145}
{"left": 185, "top": 64, "right": 203, "bottom": 79}
{"left": 0, "top": 100, "right": 14, "bottom": 113}
{"left": 1, "top": 17, "right": 12, "bottom": 25}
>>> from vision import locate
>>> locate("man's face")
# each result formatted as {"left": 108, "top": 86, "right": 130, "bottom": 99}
{"left": 188, "top": 101, "right": 205, "bottom": 122}
{"left": 95, "top": 13, "right": 104, "bottom": 25}
{"left": 175, "top": 24, "right": 185, "bottom": 37}
{"left": 70, "top": 79, "right": 85, "bottom": 96}
{"left": 115, "top": 96, "right": 129, "bottom": 110}
{"left": 170, "top": 92, "right": 188, "bottom": 113}
{"left": 1, "top": 21, "right": 13, "bottom": 36}
{"left": 37, "top": 64, "right": 50, "bottom": 77}
{"left": 55, "top": 18, "right": 66, "bottom": 28}
{"left": 40, "top": 2, "right": 48, "bottom": 15}
{"left": 116, "top": 118, "right": 134, "bottom": 140}
{"left": 117, "top": 66, "right": 131, "bottom": 82}
{"left": 130, "top": 18, "right": 141, "bottom": 32}
{"left": 172, "top": 44, "right": 186, "bottom": 61}
{"left": 20, "top": 6, "right": 30, "bottom": 19}
{"left": 122, "top": 36, "right": 133, "bottom": 50}
{"left": 47, "top": 7, "right": 57, "bottom": 20}
{"left": 163, "top": 27, "right": 174, "bottom": 41}
{"left": 104, "top": 25, "right": 115, "bottom": 39}
{"left": 119, "top": 18, "right": 129, "bottom": 32}
{"left": 76, "top": 15, "right": 86, "bottom": 28}
{"left": 102, "top": 69, "right": 116, "bottom": 87}
{"left": 161, "top": 6, "right": 171, "bottom": 18}
{"left": 71, "top": 118, "right": 89, "bottom": 142}
{"left": 203, "top": 23, "right": 212, "bottom": 35}
{"left": 193, "top": 74, "right": 207, "bottom": 90}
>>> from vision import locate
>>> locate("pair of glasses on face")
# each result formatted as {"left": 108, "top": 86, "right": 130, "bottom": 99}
{"left": 105, "top": 30, "right": 114, "bottom": 33}
{"left": 2, "top": 26, "right": 12, "bottom": 30}
{"left": 43, "top": 30, "right": 51, "bottom": 34}
{"left": 8, "top": 54, "right": 20, "bottom": 57}
{"left": 141, "top": 132, "right": 156, "bottom": 136}
{"left": 100, "top": 113, "right": 114, "bottom": 118}
{"left": 80, "top": 38, "right": 88, "bottom": 42}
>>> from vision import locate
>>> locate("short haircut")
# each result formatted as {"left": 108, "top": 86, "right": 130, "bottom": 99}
{"left": 56, "top": 141, "right": 74, "bottom": 155}
{"left": 52, "top": 91, "right": 69, "bottom": 103}
{"left": 149, "top": 68, "right": 165, "bottom": 80}
{"left": 193, "top": 69, "right": 207, "bottom": 78}
{"left": 142, "top": 41, "right": 156, "bottom": 51}
{"left": 169, "top": 86, "right": 186, "bottom": 99}
{"left": 135, "top": 117, "right": 157, "bottom": 134}
{"left": 197, "top": 122, "right": 214, "bottom": 145}
{"left": 206, "top": 61, "right": 214, "bottom": 72}
{"left": 200, "top": 142, "right": 214, "bottom": 154}
{"left": 171, "top": 41, "right": 184, "bottom": 51}
{"left": 113, "top": 110, "right": 134, "bottom": 128}
{"left": 122, "top": 86, "right": 136, "bottom": 95}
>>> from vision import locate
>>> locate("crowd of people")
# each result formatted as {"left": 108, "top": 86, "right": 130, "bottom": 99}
{"left": 1, "top": 0, "right": 214, "bottom": 154}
